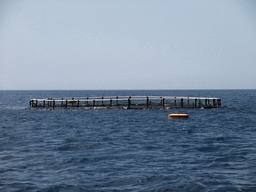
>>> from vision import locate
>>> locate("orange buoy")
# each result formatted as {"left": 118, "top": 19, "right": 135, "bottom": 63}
{"left": 168, "top": 113, "right": 189, "bottom": 119}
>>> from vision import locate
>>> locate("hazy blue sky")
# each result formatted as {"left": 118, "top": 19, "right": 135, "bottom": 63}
{"left": 1, "top": 0, "right": 256, "bottom": 90}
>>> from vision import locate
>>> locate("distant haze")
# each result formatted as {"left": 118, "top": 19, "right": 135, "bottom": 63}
{"left": 1, "top": 0, "right": 256, "bottom": 90}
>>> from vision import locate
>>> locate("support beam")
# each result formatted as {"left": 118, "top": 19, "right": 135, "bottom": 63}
{"left": 217, "top": 99, "right": 221, "bottom": 107}
{"left": 128, "top": 98, "right": 130, "bottom": 109}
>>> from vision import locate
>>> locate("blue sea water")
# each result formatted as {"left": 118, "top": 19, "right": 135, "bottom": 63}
{"left": 0, "top": 90, "right": 255, "bottom": 192}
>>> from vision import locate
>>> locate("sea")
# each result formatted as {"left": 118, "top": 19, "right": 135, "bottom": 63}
{"left": 0, "top": 90, "right": 255, "bottom": 192}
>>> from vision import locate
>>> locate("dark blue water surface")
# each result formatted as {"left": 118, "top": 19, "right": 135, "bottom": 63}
{"left": 0, "top": 90, "right": 255, "bottom": 192}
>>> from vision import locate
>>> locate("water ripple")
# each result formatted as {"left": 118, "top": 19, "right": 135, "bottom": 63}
{"left": 0, "top": 90, "right": 256, "bottom": 191}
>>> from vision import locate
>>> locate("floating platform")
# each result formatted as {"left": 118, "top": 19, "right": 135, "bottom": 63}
{"left": 29, "top": 96, "right": 221, "bottom": 109}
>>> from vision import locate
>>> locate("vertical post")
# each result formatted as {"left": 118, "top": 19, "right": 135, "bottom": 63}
{"left": 195, "top": 99, "right": 197, "bottom": 107}
{"left": 36, "top": 100, "right": 38, "bottom": 107}
{"left": 128, "top": 97, "right": 130, "bottom": 109}
{"left": 77, "top": 100, "right": 79, "bottom": 108}
{"left": 43, "top": 100, "right": 45, "bottom": 107}
{"left": 213, "top": 99, "right": 216, "bottom": 107}
{"left": 65, "top": 100, "right": 67, "bottom": 108}
{"left": 116, "top": 96, "right": 118, "bottom": 106}
{"left": 53, "top": 100, "right": 55, "bottom": 109}
{"left": 181, "top": 98, "right": 183, "bottom": 108}
{"left": 162, "top": 98, "right": 165, "bottom": 108}
{"left": 93, "top": 100, "right": 95, "bottom": 107}
{"left": 205, "top": 99, "right": 207, "bottom": 107}
{"left": 102, "top": 97, "right": 104, "bottom": 106}
{"left": 110, "top": 99, "right": 112, "bottom": 107}
{"left": 146, "top": 96, "right": 149, "bottom": 108}
{"left": 217, "top": 99, "right": 221, "bottom": 107}
{"left": 199, "top": 99, "right": 202, "bottom": 108}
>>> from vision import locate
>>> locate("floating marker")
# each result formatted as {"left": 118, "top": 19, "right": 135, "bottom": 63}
{"left": 168, "top": 114, "right": 189, "bottom": 119}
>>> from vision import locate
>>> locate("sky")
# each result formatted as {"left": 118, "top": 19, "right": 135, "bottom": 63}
{"left": 0, "top": 0, "right": 256, "bottom": 90}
